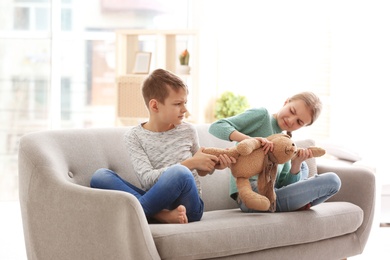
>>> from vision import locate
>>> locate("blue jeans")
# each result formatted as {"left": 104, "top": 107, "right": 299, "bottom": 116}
{"left": 238, "top": 170, "right": 341, "bottom": 212}
{"left": 300, "top": 161, "right": 309, "bottom": 180}
{"left": 90, "top": 164, "right": 204, "bottom": 222}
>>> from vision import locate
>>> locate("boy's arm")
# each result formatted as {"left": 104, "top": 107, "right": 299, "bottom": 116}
{"left": 181, "top": 148, "right": 219, "bottom": 173}
{"left": 182, "top": 124, "right": 199, "bottom": 170}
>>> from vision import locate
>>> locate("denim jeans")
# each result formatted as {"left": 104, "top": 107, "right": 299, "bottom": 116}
{"left": 238, "top": 164, "right": 341, "bottom": 212}
{"left": 300, "top": 161, "right": 309, "bottom": 180}
{"left": 90, "top": 164, "right": 204, "bottom": 222}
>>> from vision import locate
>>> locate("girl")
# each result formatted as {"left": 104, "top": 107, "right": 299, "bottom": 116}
{"left": 209, "top": 91, "right": 341, "bottom": 212}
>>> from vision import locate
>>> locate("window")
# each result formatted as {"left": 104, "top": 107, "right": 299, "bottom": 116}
{"left": 0, "top": 0, "right": 191, "bottom": 201}
{"left": 13, "top": 0, "right": 50, "bottom": 31}
{"left": 13, "top": 7, "right": 30, "bottom": 30}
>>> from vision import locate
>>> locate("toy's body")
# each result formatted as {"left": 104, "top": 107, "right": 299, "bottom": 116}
{"left": 199, "top": 134, "right": 325, "bottom": 212}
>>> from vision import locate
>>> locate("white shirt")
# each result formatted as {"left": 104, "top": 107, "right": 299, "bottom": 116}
{"left": 124, "top": 122, "right": 202, "bottom": 195}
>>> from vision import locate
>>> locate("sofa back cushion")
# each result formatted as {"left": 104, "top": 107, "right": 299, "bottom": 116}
{"left": 19, "top": 124, "right": 318, "bottom": 213}
{"left": 294, "top": 139, "right": 318, "bottom": 177}
{"left": 195, "top": 124, "right": 239, "bottom": 211}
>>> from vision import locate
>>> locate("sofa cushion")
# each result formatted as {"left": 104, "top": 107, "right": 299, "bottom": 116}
{"left": 294, "top": 139, "right": 318, "bottom": 177}
{"left": 150, "top": 202, "right": 363, "bottom": 259}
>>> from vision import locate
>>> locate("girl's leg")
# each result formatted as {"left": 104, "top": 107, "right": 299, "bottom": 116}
{"left": 140, "top": 164, "right": 204, "bottom": 222}
{"left": 237, "top": 163, "right": 308, "bottom": 212}
{"left": 275, "top": 172, "right": 341, "bottom": 212}
{"left": 300, "top": 161, "right": 309, "bottom": 180}
{"left": 90, "top": 168, "right": 145, "bottom": 199}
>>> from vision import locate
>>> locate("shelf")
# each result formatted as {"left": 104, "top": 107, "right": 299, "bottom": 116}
{"left": 115, "top": 29, "right": 199, "bottom": 125}
{"left": 115, "top": 29, "right": 198, "bottom": 76}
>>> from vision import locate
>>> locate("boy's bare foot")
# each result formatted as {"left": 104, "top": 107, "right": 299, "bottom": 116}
{"left": 153, "top": 205, "right": 188, "bottom": 224}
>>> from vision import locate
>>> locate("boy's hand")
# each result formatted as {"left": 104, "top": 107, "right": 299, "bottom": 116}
{"left": 214, "top": 153, "right": 236, "bottom": 170}
{"left": 191, "top": 148, "right": 219, "bottom": 172}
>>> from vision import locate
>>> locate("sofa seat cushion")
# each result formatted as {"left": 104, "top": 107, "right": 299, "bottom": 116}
{"left": 150, "top": 202, "right": 363, "bottom": 259}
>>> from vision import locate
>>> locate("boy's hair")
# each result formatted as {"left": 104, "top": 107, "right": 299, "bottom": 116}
{"left": 289, "top": 91, "right": 322, "bottom": 126}
{"left": 142, "top": 68, "right": 188, "bottom": 107}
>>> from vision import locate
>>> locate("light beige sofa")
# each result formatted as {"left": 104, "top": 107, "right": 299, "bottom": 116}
{"left": 18, "top": 124, "right": 376, "bottom": 260}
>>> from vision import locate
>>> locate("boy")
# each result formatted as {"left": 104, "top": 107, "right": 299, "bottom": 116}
{"left": 91, "top": 68, "right": 235, "bottom": 223}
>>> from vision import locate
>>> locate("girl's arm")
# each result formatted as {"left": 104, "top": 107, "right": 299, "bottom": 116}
{"left": 209, "top": 108, "right": 269, "bottom": 141}
{"left": 229, "top": 130, "right": 251, "bottom": 142}
{"left": 275, "top": 162, "right": 301, "bottom": 188}
{"left": 290, "top": 148, "right": 313, "bottom": 174}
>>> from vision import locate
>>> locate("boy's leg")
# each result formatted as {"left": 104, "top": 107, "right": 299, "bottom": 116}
{"left": 140, "top": 164, "right": 204, "bottom": 222}
{"left": 90, "top": 168, "right": 145, "bottom": 199}
{"left": 275, "top": 172, "right": 341, "bottom": 212}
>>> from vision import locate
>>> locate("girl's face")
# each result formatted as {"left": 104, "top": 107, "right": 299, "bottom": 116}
{"left": 276, "top": 99, "right": 312, "bottom": 132}
{"left": 157, "top": 86, "right": 188, "bottom": 126}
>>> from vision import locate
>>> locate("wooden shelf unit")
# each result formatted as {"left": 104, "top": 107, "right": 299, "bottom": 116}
{"left": 115, "top": 30, "right": 199, "bottom": 125}
{"left": 115, "top": 29, "right": 198, "bottom": 76}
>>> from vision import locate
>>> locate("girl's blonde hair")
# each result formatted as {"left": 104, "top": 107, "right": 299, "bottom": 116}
{"left": 286, "top": 91, "right": 322, "bottom": 138}
{"left": 289, "top": 91, "right": 322, "bottom": 126}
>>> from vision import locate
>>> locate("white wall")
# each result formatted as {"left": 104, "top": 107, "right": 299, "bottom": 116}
{"left": 195, "top": 0, "right": 390, "bottom": 181}
{"left": 196, "top": 1, "right": 332, "bottom": 118}
{"left": 328, "top": 0, "right": 390, "bottom": 182}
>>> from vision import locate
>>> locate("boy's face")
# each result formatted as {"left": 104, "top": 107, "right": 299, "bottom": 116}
{"left": 276, "top": 99, "right": 312, "bottom": 132}
{"left": 157, "top": 86, "right": 188, "bottom": 126}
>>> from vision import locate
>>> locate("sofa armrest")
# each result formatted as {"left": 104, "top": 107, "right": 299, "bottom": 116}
{"left": 316, "top": 161, "right": 376, "bottom": 248}
{"left": 20, "top": 165, "right": 160, "bottom": 260}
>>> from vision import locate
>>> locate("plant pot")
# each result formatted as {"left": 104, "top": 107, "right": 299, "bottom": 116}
{"left": 177, "top": 65, "right": 191, "bottom": 75}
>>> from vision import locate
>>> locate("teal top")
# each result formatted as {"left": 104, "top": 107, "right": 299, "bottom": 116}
{"left": 209, "top": 107, "right": 301, "bottom": 199}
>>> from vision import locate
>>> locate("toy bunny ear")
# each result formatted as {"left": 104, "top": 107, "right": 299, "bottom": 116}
{"left": 308, "top": 147, "right": 326, "bottom": 157}
{"left": 261, "top": 162, "right": 278, "bottom": 212}
{"left": 295, "top": 147, "right": 326, "bottom": 158}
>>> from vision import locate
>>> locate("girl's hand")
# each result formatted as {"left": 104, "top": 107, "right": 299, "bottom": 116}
{"left": 254, "top": 137, "right": 273, "bottom": 154}
{"left": 215, "top": 153, "right": 236, "bottom": 170}
{"left": 290, "top": 148, "right": 313, "bottom": 174}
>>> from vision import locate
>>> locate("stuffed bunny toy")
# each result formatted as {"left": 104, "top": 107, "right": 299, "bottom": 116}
{"left": 198, "top": 133, "right": 325, "bottom": 211}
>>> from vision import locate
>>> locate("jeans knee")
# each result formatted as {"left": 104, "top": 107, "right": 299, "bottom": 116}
{"left": 166, "top": 164, "right": 193, "bottom": 178}
{"left": 326, "top": 172, "right": 342, "bottom": 192}
{"left": 160, "top": 164, "right": 194, "bottom": 189}
{"left": 90, "top": 168, "right": 112, "bottom": 187}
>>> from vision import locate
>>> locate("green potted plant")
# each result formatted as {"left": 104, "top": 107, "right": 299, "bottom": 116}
{"left": 179, "top": 49, "right": 190, "bottom": 65}
{"left": 178, "top": 49, "right": 190, "bottom": 74}
{"left": 214, "top": 91, "right": 250, "bottom": 119}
